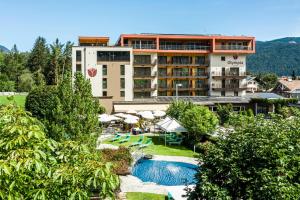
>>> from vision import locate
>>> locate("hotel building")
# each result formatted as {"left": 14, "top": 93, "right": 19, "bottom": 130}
{"left": 72, "top": 34, "right": 255, "bottom": 113}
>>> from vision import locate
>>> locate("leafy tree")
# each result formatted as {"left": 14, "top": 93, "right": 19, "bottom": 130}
{"left": 216, "top": 104, "right": 233, "bottom": 125}
{"left": 0, "top": 104, "right": 119, "bottom": 199}
{"left": 188, "top": 115, "right": 300, "bottom": 199}
{"left": 26, "top": 72, "right": 103, "bottom": 141}
{"left": 17, "top": 70, "right": 35, "bottom": 92}
{"left": 166, "top": 100, "right": 195, "bottom": 120}
{"left": 180, "top": 106, "right": 218, "bottom": 141}
{"left": 256, "top": 73, "right": 278, "bottom": 90}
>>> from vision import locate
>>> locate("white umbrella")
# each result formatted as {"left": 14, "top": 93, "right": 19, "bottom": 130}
{"left": 153, "top": 110, "right": 166, "bottom": 117}
{"left": 141, "top": 112, "right": 155, "bottom": 120}
{"left": 125, "top": 114, "right": 139, "bottom": 120}
{"left": 114, "top": 113, "right": 127, "bottom": 118}
{"left": 99, "top": 114, "right": 121, "bottom": 122}
{"left": 124, "top": 118, "right": 138, "bottom": 124}
{"left": 99, "top": 114, "right": 111, "bottom": 123}
{"left": 126, "top": 109, "right": 137, "bottom": 114}
{"left": 138, "top": 111, "right": 152, "bottom": 116}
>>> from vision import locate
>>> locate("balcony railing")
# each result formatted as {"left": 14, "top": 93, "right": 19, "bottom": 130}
{"left": 158, "top": 61, "right": 209, "bottom": 66}
{"left": 158, "top": 72, "right": 208, "bottom": 78}
{"left": 160, "top": 44, "right": 211, "bottom": 51}
{"left": 125, "top": 44, "right": 156, "bottom": 49}
{"left": 158, "top": 84, "right": 208, "bottom": 90}
{"left": 211, "top": 71, "right": 247, "bottom": 77}
{"left": 215, "top": 45, "right": 252, "bottom": 51}
{"left": 212, "top": 83, "right": 247, "bottom": 90}
{"left": 134, "top": 71, "right": 157, "bottom": 77}
{"left": 133, "top": 59, "right": 157, "bottom": 66}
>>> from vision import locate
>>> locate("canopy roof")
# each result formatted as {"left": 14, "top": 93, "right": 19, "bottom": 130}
{"left": 157, "top": 117, "right": 187, "bottom": 132}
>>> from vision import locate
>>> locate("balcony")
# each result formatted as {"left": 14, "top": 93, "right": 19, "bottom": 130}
{"left": 133, "top": 83, "right": 156, "bottom": 91}
{"left": 159, "top": 44, "right": 211, "bottom": 51}
{"left": 211, "top": 71, "right": 247, "bottom": 79}
{"left": 215, "top": 45, "right": 252, "bottom": 51}
{"left": 133, "top": 71, "right": 157, "bottom": 78}
{"left": 212, "top": 84, "right": 247, "bottom": 91}
{"left": 133, "top": 59, "right": 157, "bottom": 66}
{"left": 158, "top": 84, "right": 208, "bottom": 91}
{"left": 125, "top": 44, "right": 156, "bottom": 49}
{"left": 158, "top": 72, "right": 209, "bottom": 78}
{"left": 158, "top": 61, "right": 209, "bottom": 66}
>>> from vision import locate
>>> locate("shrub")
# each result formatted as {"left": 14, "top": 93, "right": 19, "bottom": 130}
{"left": 25, "top": 85, "right": 58, "bottom": 119}
{"left": 166, "top": 100, "right": 195, "bottom": 120}
{"left": 180, "top": 106, "right": 219, "bottom": 142}
{"left": 102, "top": 147, "right": 132, "bottom": 175}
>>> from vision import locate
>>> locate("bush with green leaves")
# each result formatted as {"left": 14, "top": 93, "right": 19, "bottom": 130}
{"left": 216, "top": 104, "right": 233, "bottom": 125}
{"left": 166, "top": 100, "right": 195, "bottom": 120}
{"left": 0, "top": 104, "right": 119, "bottom": 199}
{"left": 180, "top": 105, "right": 219, "bottom": 141}
{"left": 188, "top": 115, "right": 300, "bottom": 200}
{"left": 25, "top": 72, "right": 104, "bottom": 141}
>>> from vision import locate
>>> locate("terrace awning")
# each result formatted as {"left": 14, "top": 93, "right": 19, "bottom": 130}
{"left": 114, "top": 104, "right": 169, "bottom": 112}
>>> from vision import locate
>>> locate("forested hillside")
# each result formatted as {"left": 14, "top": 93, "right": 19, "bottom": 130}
{"left": 247, "top": 37, "right": 300, "bottom": 76}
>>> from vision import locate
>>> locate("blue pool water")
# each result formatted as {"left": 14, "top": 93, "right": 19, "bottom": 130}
{"left": 132, "top": 159, "right": 198, "bottom": 186}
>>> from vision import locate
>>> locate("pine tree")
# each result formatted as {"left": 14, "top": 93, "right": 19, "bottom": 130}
{"left": 26, "top": 37, "right": 48, "bottom": 73}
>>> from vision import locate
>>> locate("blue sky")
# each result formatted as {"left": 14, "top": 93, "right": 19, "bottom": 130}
{"left": 1, "top": 0, "right": 300, "bottom": 51}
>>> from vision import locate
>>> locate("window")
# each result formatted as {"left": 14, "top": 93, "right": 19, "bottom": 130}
{"left": 158, "top": 56, "right": 167, "bottom": 64}
{"left": 76, "top": 64, "right": 81, "bottom": 72}
{"left": 97, "top": 51, "right": 130, "bottom": 62}
{"left": 221, "top": 56, "right": 226, "bottom": 61}
{"left": 171, "top": 56, "right": 191, "bottom": 64}
{"left": 158, "top": 80, "right": 167, "bottom": 88}
{"left": 133, "top": 55, "right": 151, "bottom": 64}
{"left": 76, "top": 51, "right": 81, "bottom": 62}
{"left": 102, "top": 65, "right": 107, "bottom": 76}
{"left": 221, "top": 91, "right": 225, "bottom": 96}
{"left": 120, "top": 78, "right": 125, "bottom": 89}
{"left": 102, "top": 78, "right": 107, "bottom": 89}
{"left": 195, "top": 56, "right": 206, "bottom": 65}
{"left": 158, "top": 68, "right": 167, "bottom": 76}
{"left": 103, "top": 91, "right": 107, "bottom": 96}
{"left": 234, "top": 91, "right": 239, "bottom": 96}
{"left": 120, "top": 65, "right": 125, "bottom": 75}
{"left": 120, "top": 91, "right": 125, "bottom": 97}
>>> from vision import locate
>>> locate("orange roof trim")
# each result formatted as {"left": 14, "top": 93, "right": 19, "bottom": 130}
{"left": 79, "top": 36, "right": 109, "bottom": 44}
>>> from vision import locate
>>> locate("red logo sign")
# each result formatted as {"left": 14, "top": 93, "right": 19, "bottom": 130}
{"left": 233, "top": 55, "right": 238, "bottom": 60}
{"left": 88, "top": 68, "right": 97, "bottom": 77}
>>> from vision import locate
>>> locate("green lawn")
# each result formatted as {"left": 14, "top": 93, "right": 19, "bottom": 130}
{"left": 103, "top": 135, "right": 198, "bottom": 158}
{"left": 126, "top": 192, "right": 166, "bottom": 200}
{"left": 0, "top": 95, "right": 27, "bottom": 107}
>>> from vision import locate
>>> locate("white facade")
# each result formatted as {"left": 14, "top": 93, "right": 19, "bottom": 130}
{"left": 72, "top": 46, "right": 133, "bottom": 100}
{"left": 209, "top": 54, "right": 247, "bottom": 96}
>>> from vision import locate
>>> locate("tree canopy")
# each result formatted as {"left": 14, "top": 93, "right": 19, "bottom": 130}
{"left": 188, "top": 114, "right": 300, "bottom": 199}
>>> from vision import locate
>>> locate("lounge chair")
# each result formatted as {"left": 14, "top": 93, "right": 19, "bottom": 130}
{"left": 110, "top": 134, "right": 121, "bottom": 142}
{"left": 119, "top": 134, "right": 131, "bottom": 143}
{"left": 139, "top": 138, "right": 152, "bottom": 149}
{"left": 129, "top": 136, "right": 144, "bottom": 147}
{"left": 168, "top": 138, "right": 183, "bottom": 145}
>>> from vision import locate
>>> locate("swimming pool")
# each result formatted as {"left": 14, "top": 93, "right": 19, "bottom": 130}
{"left": 132, "top": 159, "right": 198, "bottom": 186}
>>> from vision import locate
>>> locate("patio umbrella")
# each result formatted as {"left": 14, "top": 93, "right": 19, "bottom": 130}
{"left": 141, "top": 112, "right": 155, "bottom": 120}
{"left": 153, "top": 110, "right": 166, "bottom": 117}
{"left": 99, "top": 114, "right": 112, "bottom": 123}
{"left": 124, "top": 117, "right": 138, "bottom": 124}
{"left": 125, "top": 114, "right": 139, "bottom": 120}
{"left": 126, "top": 109, "right": 137, "bottom": 114}
{"left": 114, "top": 113, "right": 127, "bottom": 118}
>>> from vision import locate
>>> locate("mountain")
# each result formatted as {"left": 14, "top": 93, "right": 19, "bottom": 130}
{"left": 0, "top": 45, "right": 9, "bottom": 52}
{"left": 247, "top": 37, "right": 300, "bottom": 76}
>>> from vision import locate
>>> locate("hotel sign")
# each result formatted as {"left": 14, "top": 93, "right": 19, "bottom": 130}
{"left": 88, "top": 68, "right": 97, "bottom": 77}
{"left": 227, "top": 55, "right": 244, "bottom": 66}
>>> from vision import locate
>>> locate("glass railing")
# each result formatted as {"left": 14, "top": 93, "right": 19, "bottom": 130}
{"left": 212, "top": 72, "right": 247, "bottom": 76}
{"left": 160, "top": 44, "right": 211, "bottom": 50}
{"left": 125, "top": 44, "right": 156, "bottom": 49}
{"left": 215, "top": 45, "right": 252, "bottom": 50}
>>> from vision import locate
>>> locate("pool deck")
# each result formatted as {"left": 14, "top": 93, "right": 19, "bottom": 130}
{"left": 120, "top": 155, "right": 198, "bottom": 200}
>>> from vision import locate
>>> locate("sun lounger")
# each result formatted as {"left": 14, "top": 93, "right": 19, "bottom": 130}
{"left": 168, "top": 138, "right": 183, "bottom": 145}
{"left": 110, "top": 134, "right": 121, "bottom": 142}
{"left": 129, "top": 136, "right": 144, "bottom": 147}
{"left": 139, "top": 138, "right": 152, "bottom": 149}
{"left": 119, "top": 134, "right": 131, "bottom": 143}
